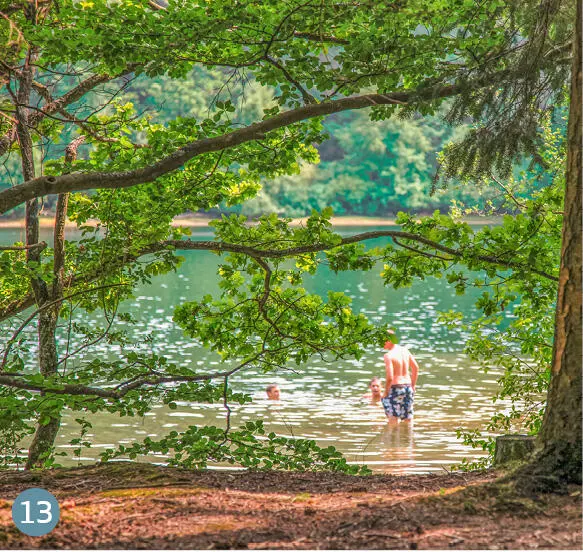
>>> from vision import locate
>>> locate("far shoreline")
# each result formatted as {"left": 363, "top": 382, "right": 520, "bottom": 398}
{"left": 0, "top": 214, "right": 501, "bottom": 230}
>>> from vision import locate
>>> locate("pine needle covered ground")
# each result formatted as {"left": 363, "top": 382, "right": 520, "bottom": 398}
{"left": 0, "top": 463, "right": 580, "bottom": 549}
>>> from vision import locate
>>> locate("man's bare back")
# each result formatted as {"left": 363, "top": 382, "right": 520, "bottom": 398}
{"left": 383, "top": 344, "right": 418, "bottom": 387}
{"left": 381, "top": 336, "right": 419, "bottom": 422}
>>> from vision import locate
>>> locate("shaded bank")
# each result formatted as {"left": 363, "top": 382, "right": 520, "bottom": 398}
{"left": 0, "top": 463, "right": 580, "bottom": 549}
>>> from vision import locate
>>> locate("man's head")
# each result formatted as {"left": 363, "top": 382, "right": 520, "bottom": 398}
{"left": 266, "top": 384, "right": 280, "bottom": 400}
{"left": 384, "top": 328, "right": 396, "bottom": 350}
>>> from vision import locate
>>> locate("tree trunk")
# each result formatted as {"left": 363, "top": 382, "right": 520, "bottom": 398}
{"left": 17, "top": 36, "right": 77, "bottom": 468}
{"left": 13, "top": 50, "right": 62, "bottom": 470}
{"left": 25, "top": 307, "right": 62, "bottom": 469}
{"left": 516, "top": 0, "right": 582, "bottom": 491}
{"left": 25, "top": 137, "right": 84, "bottom": 469}
{"left": 494, "top": 435, "right": 536, "bottom": 466}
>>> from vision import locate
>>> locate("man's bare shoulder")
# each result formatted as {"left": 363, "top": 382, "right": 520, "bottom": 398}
{"left": 386, "top": 344, "right": 405, "bottom": 355}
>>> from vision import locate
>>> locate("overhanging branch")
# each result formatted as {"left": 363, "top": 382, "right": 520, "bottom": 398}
{"left": 0, "top": 354, "right": 260, "bottom": 398}
{"left": 151, "top": 231, "right": 558, "bottom": 281}
{"left": 0, "top": 226, "right": 558, "bottom": 324}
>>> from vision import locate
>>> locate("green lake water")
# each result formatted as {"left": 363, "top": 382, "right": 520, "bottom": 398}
{"left": 2, "top": 225, "right": 509, "bottom": 473}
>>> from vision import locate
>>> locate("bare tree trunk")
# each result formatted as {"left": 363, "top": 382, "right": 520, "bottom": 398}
{"left": 26, "top": 309, "right": 61, "bottom": 469}
{"left": 25, "top": 199, "right": 65, "bottom": 468}
{"left": 515, "top": 0, "right": 582, "bottom": 491}
{"left": 18, "top": 60, "right": 62, "bottom": 467}
{"left": 26, "top": 137, "right": 84, "bottom": 469}
{"left": 12, "top": 48, "right": 61, "bottom": 469}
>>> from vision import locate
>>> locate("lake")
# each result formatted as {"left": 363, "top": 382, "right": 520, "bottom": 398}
{"left": 1, "top": 224, "right": 508, "bottom": 473}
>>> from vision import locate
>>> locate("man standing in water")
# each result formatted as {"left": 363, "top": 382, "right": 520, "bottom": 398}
{"left": 381, "top": 330, "right": 419, "bottom": 423}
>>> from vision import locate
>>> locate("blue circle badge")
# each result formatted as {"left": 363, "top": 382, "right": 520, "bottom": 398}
{"left": 11, "top": 488, "right": 60, "bottom": 537}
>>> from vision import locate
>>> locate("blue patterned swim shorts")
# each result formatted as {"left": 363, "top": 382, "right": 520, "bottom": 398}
{"left": 381, "top": 385, "right": 414, "bottom": 420}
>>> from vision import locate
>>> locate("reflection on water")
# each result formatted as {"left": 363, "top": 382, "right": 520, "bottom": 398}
{"left": 1, "top": 226, "right": 507, "bottom": 473}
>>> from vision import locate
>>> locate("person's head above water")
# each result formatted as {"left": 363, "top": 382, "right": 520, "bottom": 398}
{"left": 384, "top": 328, "right": 397, "bottom": 350}
{"left": 266, "top": 384, "right": 280, "bottom": 400}
{"left": 369, "top": 377, "right": 382, "bottom": 399}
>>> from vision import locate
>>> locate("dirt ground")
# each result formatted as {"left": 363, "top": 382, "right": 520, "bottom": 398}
{"left": 0, "top": 463, "right": 580, "bottom": 550}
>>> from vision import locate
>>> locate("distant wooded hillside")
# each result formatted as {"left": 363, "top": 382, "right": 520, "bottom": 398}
{"left": 0, "top": 67, "right": 555, "bottom": 217}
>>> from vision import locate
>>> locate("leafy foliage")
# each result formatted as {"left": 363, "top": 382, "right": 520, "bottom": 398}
{"left": 100, "top": 420, "right": 371, "bottom": 474}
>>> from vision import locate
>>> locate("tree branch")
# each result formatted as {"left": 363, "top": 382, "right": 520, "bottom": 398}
{"left": 29, "top": 82, "right": 147, "bottom": 146}
{"left": 53, "top": 136, "right": 85, "bottom": 301}
{"left": 0, "top": 242, "right": 46, "bottom": 251}
{"left": 0, "top": 283, "right": 131, "bottom": 372}
{"left": 264, "top": 54, "right": 317, "bottom": 104}
{"left": 391, "top": 237, "right": 452, "bottom": 261}
{"left": 0, "top": 296, "right": 36, "bottom": 322}
{"left": 0, "top": 225, "right": 558, "bottom": 324}
{"left": 150, "top": 231, "right": 558, "bottom": 281}
{"left": 292, "top": 31, "right": 348, "bottom": 44}
{"left": 0, "top": 66, "right": 140, "bottom": 158}
{"left": 0, "top": 353, "right": 261, "bottom": 399}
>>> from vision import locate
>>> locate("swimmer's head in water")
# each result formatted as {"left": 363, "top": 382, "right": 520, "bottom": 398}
{"left": 266, "top": 384, "right": 280, "bottom": 400}
{"left": 369, "top": 377, "right": 382, "bottom": 395}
